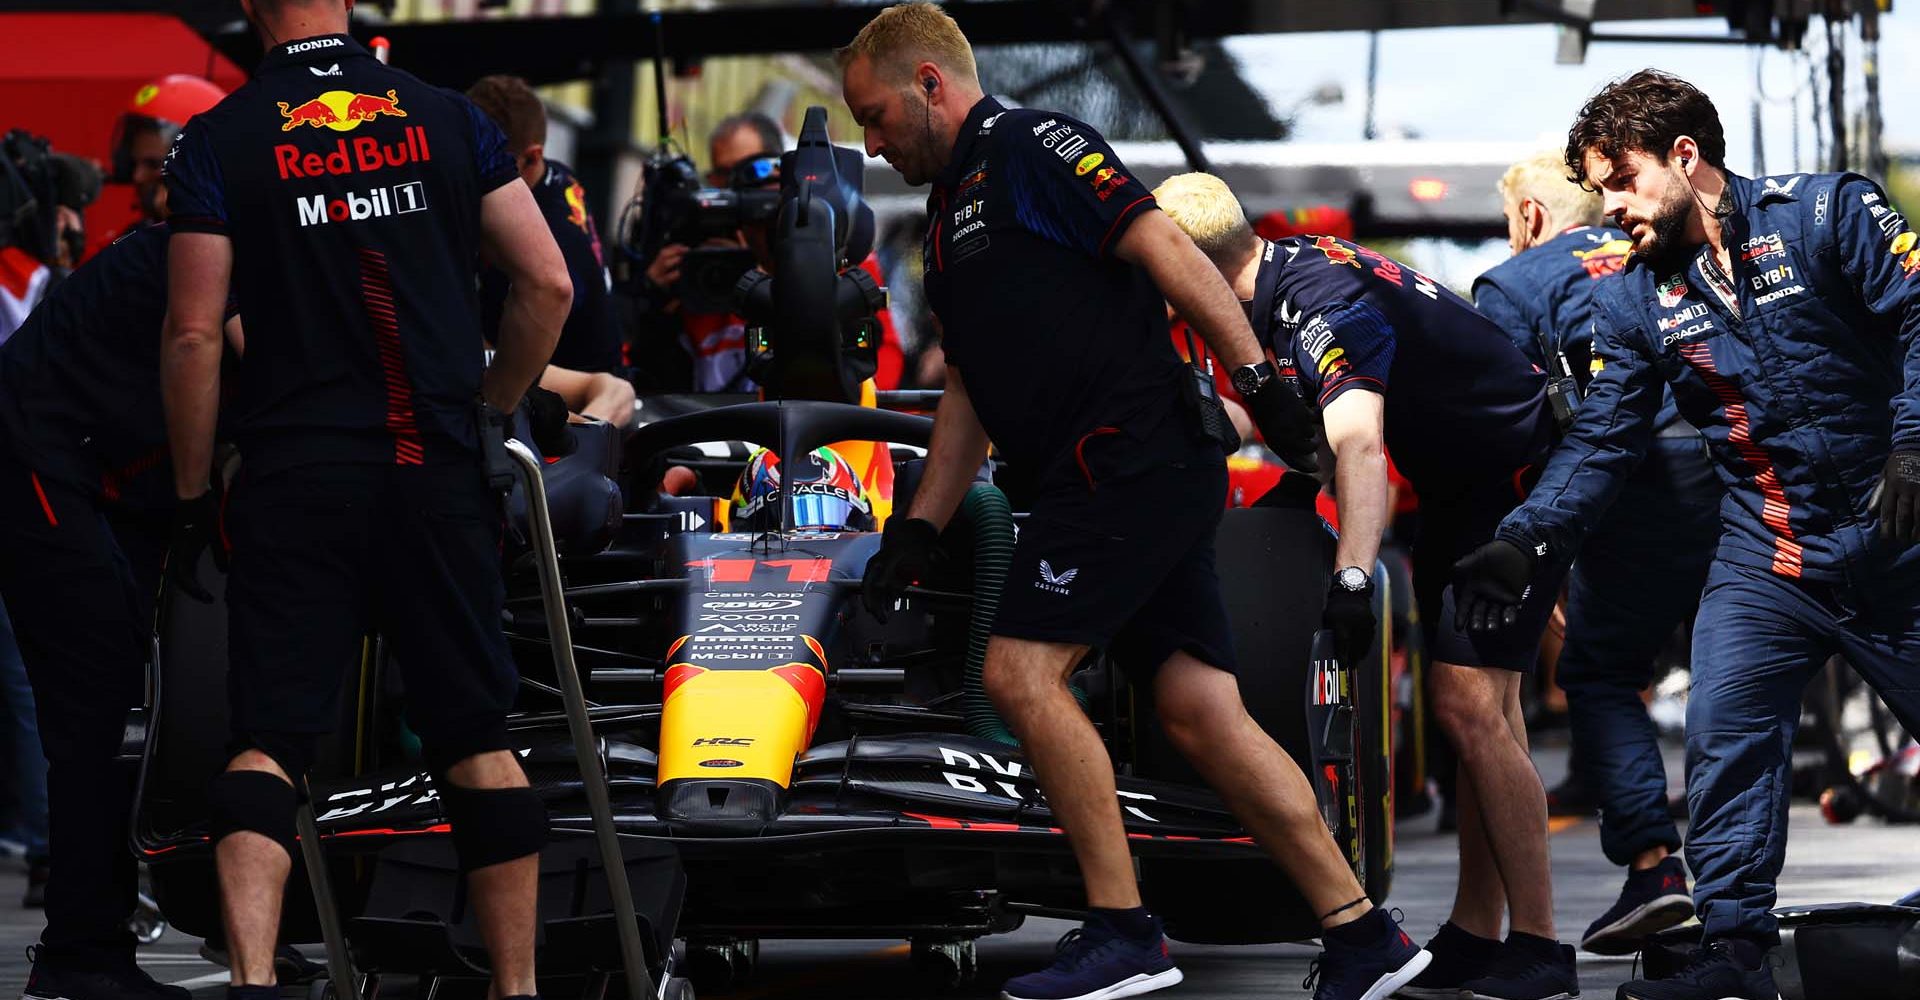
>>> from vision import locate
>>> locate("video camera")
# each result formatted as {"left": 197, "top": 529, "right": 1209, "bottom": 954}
{"left": 1, "top": 130, "right": 102, "bottom": 267}
{"left": 731, "top": 106, "right": 884, "bottom": 404}
{"left": 631, "top": 152, "right": 781, "bottom": 312}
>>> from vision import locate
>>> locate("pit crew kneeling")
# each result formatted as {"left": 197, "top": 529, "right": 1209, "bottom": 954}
{"left": 843, "top": 6, "right": 1428, "bottom": 1000}
{"left": 157, "top": 2, "right": 573, "bottom": 997}
{"left": 1154, "top": 174, "right": 1581, "bottom": 1000}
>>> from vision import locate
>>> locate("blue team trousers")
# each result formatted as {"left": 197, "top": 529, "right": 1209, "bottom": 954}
{"left": 1558, "top": 435, "right": 1720, "bottom": 866}
{"left": 1685, "top": 558, "right": 1920, "bottom": 943}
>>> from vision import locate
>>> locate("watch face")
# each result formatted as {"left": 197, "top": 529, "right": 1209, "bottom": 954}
{"left": 1336, "top": 567, "right": 1368, "bottom": 591}
{"left": 1233, "top": 366, "right": 1263, "bottom": 395}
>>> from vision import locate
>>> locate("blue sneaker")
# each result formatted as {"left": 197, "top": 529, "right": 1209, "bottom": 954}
{"left": 1303, "top": 911, "right": 1431, "bottom": 1000}
{"left": 1580, "top": 857, "right": 1693, "bottom": 955}
{"left": 999, "top": 919, "right": 1183, "bottom": 1000}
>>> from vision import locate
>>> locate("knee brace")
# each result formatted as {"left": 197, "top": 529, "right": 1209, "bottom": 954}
{"left": 438, "top": 783, "right": 548, "bottom": 872}
{"left": 206, "top": 770, "right": 299, "bottom": 858}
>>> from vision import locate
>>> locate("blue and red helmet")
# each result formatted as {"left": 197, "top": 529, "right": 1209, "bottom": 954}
{"left": 732, "top": 446, "right": 873, "bottom": 531}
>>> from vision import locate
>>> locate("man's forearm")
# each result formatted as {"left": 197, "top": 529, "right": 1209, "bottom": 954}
{"left": 907, "top": 375, "right": 990, "bottom": 531}
{"left": 580, "top": 373, "right": 636, "bottom": 428}
{"left": 483, "top": 285, "right": 568, "bottom": 411}
{"left": 162, "top": 323, "right": 224, "bottom": 498}
{"left": 1331, "top": 440, "right": 1389, "bottom": 573}
{"left": 1126, "top": 216, "right": 1265, "bottom": 369}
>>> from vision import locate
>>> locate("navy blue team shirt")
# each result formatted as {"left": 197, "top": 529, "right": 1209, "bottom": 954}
{"left": 164, "top": 34, "right": 518, "bottom": 476}
{"left": 0, "top": 225, "right": 180, "bottom": 501}
{"left": 481, "top": 159, "right": 618, "bottom": 373}
{"left": 922, "top": 97, "right": 1189, "bottom": 477}
{"left": 1250, "top": 235, "right": 1555, "bottom": 497}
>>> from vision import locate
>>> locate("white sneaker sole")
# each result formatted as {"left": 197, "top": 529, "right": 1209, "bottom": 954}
{"left": 1360, "top": 949, "right": 1432, "bottom": 1000}
{"left": 1000, "top": 966, "right": 1185, "bottom": 1000}
{"left": 1580, "top": 893, "right": 1695, "bottom": 955}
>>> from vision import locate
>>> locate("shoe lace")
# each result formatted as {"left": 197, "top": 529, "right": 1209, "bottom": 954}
{"left": 1048, "top": 928, "right": 1111, "bottom": 972}
{"left": 1302, "top": 957, "right": 1321, "bottom": 993}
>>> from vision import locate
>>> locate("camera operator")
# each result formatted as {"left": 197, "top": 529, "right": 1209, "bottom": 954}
{"left": 2, "top": 132, "right": 101, "bottom": 339}
{"left": 633, "top": 111, "right": 902, "bottom": 392}
{"left": 469, "top": 75, "right": 622, "bottom": 375}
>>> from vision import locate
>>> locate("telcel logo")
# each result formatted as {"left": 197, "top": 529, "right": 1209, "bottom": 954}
{"left": 296, "top": 181, "right": 427, "bottom": 226}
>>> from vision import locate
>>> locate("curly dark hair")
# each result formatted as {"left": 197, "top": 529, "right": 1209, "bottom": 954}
{"left": 1564, "top": 70, "right": 1725, "bottom": 188}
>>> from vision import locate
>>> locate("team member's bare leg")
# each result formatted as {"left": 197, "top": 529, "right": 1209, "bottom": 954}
{"left": 215, "top": 750, "right": 293, "bottom": 987}
{"left": 1430, "top": 661, "right": 1554, "bottom": 938}
{"left": 982, "top": 636, "right": 1140, "bottom": 908}
{"left": 1152, "top": 652, "right": 1369, "bottom": 925}
{"left": 447, "top": 750, "right": 540, "bottom": 999}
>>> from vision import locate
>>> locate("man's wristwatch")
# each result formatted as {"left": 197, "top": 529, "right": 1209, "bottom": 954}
{"left": 1333, "top": 566, "right": 1371, "bottom": 592}
{"left": 1231, "top": 360, "right": 1276, "bottom": 397}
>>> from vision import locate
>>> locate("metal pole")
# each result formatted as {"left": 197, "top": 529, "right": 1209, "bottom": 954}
{"left": 1826, "top": 5, "right": 1848, "bottom": 172}
{"left": 507, "top": 440, "right": 656, "bottom": 1000}
{"left": 297, "top": 778, "right": 362, "bottom": 1000}
{"left": 1099, "top": 12, "right": 1210, "bottom": 173}
{"left": 1860, "top": 4, "right": 1885, "bottom": 181}
{"left": 1363, "top": 31, "right": 1379, "bottom": 140}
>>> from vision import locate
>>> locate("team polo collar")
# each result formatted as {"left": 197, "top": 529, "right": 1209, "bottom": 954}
{"left": 259, "top": 34, "right": 369, "bottom": 71}
{"left": 937, "top": 95, "right": 1008, "bottom": 188}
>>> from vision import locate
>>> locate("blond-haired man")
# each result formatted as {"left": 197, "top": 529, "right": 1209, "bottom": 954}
{"left": 1472, "top": 151, "right": 1719, "bottom": 962}
{"left": 1155, "top": 171, "right": 1580, "bottom": 1000}
{"left": 843, "top": 6, "right": 1430, "bottom": 1000}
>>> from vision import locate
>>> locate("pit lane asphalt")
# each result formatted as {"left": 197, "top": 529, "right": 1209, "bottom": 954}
{"left": 0, "top": 740, "right": 1913, "bottom": 999}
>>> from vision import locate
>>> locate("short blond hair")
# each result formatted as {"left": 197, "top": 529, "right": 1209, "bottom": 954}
{"left": 1152, "top": 172, "right": 1258, "bottom": 268}
{"left": 1498, "top": 150, "right": 1602, "bottom": 230}
{"left": 836, "top": 2, "right": 979, "bottom": 87}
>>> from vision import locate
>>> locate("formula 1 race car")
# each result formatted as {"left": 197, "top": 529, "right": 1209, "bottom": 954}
{"left": 132, "top": 398, "right": 1398, "bottom": 995}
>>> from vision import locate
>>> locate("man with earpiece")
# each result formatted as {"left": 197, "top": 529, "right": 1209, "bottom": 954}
{"left": 1455, "top": 69, "right": 1920, "bottom": 1000}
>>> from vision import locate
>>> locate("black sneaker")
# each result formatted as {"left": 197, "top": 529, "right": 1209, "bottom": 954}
{"left": 998, "top": 918, "right": 1183, "bottom": 1000}
{"left": 1580, "top": 858, "right": 1693, "bottom": 955}
{"left": 1396, "top": 921, "right": 1500, "bottom": 999}
{"left": 1615, "top": 939, "right": 1775, "bottom": 1000}
{"left": 23, "top": 954, "right": 190, "bottom": 1000}
{"left": 1304, "top": 911, "right": 1431, "bottom": 1000}
{"left": 1457, "top": 936, "right": 1580, "bottom": 1000}
{"left": 21, "top": 862, "right": 47, "bottom": 909}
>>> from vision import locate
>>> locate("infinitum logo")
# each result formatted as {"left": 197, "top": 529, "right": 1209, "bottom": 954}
{"left": 296, "top": 181, "right": 427, "bottom": 226}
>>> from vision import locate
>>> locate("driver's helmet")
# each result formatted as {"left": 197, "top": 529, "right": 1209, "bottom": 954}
{"left": 731, "top": 446, "right": 873, "bottom": 531}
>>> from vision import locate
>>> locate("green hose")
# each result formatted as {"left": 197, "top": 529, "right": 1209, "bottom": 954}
{"left": 954, "top": 481, "right": 1018, "bottom": 745}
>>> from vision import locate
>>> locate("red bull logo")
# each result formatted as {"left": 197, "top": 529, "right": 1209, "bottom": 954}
{"left": 1313, "top": 235, "right": 1361, "bottom": 268}
{"left": 278, "top": 89, "right": 407, "bottom": 132}
{"left": 274, "top": 125, "right": 431, "bottom": 180}
{"left": 565, "top": 180, "right": 590, "bottom": 233}
{"left": 1573, "top": 238, "right": 1632, "bottom": 279}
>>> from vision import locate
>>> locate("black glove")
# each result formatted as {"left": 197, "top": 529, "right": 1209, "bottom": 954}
{"left": 166, "top": 487, "right": 228, "bottom": 604}
{"left": 1874, "top": 449, "right": 1920, "bottom": 545}
{"left": 861, "top": 517, "right": 943, "bottom": 623}
{"left": 1451, "top": 537, "right": 1537, "bottom": 633}
{"left": 524, "top": 385, "right": 576, "bottom": 458}
{"left": 1242, "top": 378, "right": 1322, "bottom": 474}
{"left": 1323, "top": 576, "right": 1377, "bottom": 671}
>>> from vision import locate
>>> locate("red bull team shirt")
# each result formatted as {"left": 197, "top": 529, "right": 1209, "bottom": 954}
{"left": 163, "top": 34, "right": 518, "bottom": 476}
